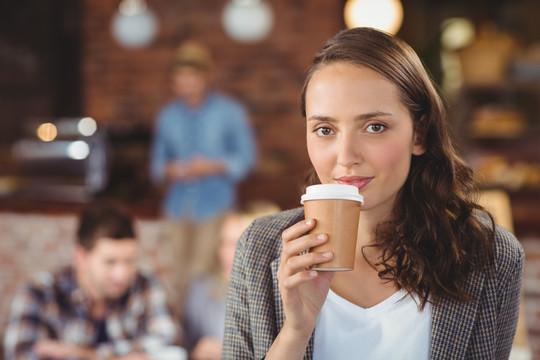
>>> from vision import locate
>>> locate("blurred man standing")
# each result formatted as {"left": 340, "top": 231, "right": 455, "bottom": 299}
{"left": 4, "top": 201, "right": 182, "bottom": 360}
{"left": 149, "top": 41, "right": 256, "bottom": 313}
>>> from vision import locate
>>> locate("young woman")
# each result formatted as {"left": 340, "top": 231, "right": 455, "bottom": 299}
{"left": 222, "top": 27, "right": 524, "bottom": 360}
{"left": 182, "top": 201, "right": 279, "bottom": 360}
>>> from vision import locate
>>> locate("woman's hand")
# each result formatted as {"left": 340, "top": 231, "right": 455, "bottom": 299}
{"left": 266, "top": 218, "right": 334, "bottom": 359}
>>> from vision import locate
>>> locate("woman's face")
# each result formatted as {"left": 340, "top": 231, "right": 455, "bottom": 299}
{"left": 305, "top": 62, "right": 425, "bottom": 217}
{"left": 219, "top": 214, "right": 246, "bottom": 280}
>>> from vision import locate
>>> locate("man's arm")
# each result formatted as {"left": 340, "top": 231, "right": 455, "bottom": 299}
{"left": 34, "top": 340, "right": 154, "bottom": 360}
{"left": 221, "top": 106, "right": 257, "bottom": 182}
{"left": 4, "top": 282, "right": 49, "bottom": 360}
{"left": 33, "top": 340, "right": 96, "bottom": 359}
{"left": 94, "top": 274, "right": 182, "bottom": 359}
{"left": 149, "top": 112, "right": 172, "bottom": 185}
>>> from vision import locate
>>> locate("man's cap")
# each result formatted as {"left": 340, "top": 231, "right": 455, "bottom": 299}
{"left": 172, "top": 41, "right": 213, "bottom": 71}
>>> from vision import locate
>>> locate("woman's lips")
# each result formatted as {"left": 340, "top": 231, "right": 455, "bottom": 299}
{"left": 336, "top": 176, "right": 373, "bottom": 191}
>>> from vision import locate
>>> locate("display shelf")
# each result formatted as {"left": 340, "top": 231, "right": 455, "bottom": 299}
{"left": 450, "top": 81, "right": 540, "bottom": 238}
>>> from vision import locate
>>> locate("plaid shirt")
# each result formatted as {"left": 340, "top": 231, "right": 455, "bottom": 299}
{"left": 4, "top": 266, "right": 181, "bottom": 360}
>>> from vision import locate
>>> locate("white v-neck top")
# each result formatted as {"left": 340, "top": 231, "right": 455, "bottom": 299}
{"left": 313, "top": 289, "right": 432, "bottom": 360}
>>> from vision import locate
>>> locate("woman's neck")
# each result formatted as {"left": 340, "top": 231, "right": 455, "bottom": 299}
{"left": 355, "top": 206, "right": 389, "bottom": 249}
{"left": 327, "top": 208, "right": 399, "bottom": 308}
{"left": 332, "top": 225, "right": 398, "bottom": 309}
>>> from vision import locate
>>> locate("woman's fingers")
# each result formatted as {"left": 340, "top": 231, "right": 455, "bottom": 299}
{"left": 278, "top": 218, "right": 333, "bottom": 279}
{"left": 281, "top": 218, "right": 316, "bottom": 245}
{"left": 282, "top": 232, "right": 326, "bottom": 258}
{"left": 281, "top": 219, "right": 325, "bottom": 256}
{"left": 280, "top": 252, "right": 333, "bottom": 288}
{"left": 285, "top": 250, "right": 332, "bottom": 274}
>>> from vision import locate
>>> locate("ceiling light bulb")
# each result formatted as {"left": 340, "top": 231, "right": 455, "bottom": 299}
{"left": 222, "top": 0, "right": 274, "bottom": 43}
{"left": 78, "top": 117, "right": 97, "bottom": 137}
{"left": 441, "top": 18, "right": 475, "bottom": 50}
{"left": 67, "top": 141, "right": 90, "bottom": 160}
{"left": 111, "top": 0, "right": 158, "bottom": 48}
{"left": 344, "top": 0, "right": 403, "bottom": 35}
{"left": 37, "top": 123, "right": 57, "bottom": 142}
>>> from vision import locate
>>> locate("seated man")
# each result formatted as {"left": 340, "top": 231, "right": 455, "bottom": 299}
{"left": 4, "top": 201, "right": 183, "bottom": 360}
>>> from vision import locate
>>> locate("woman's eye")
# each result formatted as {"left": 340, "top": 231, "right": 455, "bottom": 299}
{"left": 315, "top": 127, "right": 334, "bottom": 136}
{"left": 366, "top": 123, "right": 386, "bottom": 133}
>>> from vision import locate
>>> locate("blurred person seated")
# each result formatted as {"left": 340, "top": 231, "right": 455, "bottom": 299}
{"left": 182, "top": 200, "right": 280, "bottom": 360}
{"left": 3, "top": 200, "right": 183, "bottom": 360}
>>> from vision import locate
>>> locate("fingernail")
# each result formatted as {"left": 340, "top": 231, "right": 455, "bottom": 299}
{"left": 309, "top": 271, "right": 318, "bottom": 277}
{"left": 316, "top": 234, "right": 326, "bottom": 240}
{"left": 306, "top": 219, "right": 313, "bottom": 226}
{"left": 322, "top": 252, "right": 332, "bottom": 258}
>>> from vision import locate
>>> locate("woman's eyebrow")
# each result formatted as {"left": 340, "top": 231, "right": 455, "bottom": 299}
{"left": 307, "top": 112, "right": 392, "bottom": 122}
{"left": 354, "top": 111, "right": 392, "bottom": 120}
{"left": 307, "top": 115, "right": 335, "bottom": 122}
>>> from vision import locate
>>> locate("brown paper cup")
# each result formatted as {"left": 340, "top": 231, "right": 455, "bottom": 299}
{"left": 301, "top": 184, "right": 363, "bottom": 271}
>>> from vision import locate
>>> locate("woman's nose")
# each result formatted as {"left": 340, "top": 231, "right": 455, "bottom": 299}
{"left": 336, "top": 133, "right": 361, "bottom": 168}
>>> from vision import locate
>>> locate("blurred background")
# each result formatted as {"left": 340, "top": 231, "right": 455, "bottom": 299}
{"left": 1, "top": 0, "right": 540, "bottom": 358}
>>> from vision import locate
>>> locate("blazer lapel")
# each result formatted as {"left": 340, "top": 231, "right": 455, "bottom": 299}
{"left": 430, "top": 269, "right": 486, "bottom": 359}
{"left": 271, "top": 257, "right": 285, "bottom": 330}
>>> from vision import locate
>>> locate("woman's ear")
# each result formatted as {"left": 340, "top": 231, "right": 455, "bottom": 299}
{"left": 412, "top": 115, "right": 427, "bottom": 156}
{"left": 412, "top": 134, "right": 426, "bottom": 155}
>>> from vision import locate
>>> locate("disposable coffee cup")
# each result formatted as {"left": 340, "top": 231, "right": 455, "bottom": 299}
{"left": 300, "top": 184, "right": 364, "bottom": 271}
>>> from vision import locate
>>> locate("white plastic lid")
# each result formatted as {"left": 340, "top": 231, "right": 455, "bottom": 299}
{"left": 300, "top": 184, "right": 364, "bottom": 205}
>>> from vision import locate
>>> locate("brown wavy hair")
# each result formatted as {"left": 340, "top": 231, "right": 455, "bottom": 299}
{"left": 300, "top": 27, "right": 495, "bottom": 308}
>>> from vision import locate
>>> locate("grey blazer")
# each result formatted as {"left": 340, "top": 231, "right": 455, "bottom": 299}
{"left": 223, "top": 207, "right": 524, "bottom": 360}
